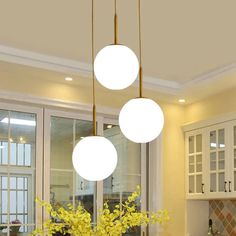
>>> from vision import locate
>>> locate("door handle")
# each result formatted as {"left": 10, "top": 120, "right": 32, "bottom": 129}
{"left": 229, "top": 181, "right": 232, "bottom": 192}
{"left": 201, "top": 183, "right": 205, "bottom": 194}
{"left": 224, "top": 181, "right": 227, "bottom": 192}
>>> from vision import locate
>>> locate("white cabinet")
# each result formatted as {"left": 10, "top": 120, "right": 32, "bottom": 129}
{"left": 206, "top": 124, "right": 230, "bottom": 198}
{"left": 185, "top": 121, "right": 236, "bottom": 199}
{"left": 186, "top": 129, "right": 206, "bottom": 199}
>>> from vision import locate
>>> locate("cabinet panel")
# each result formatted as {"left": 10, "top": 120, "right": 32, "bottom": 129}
{"left": 186, "top": 131, "right": 205, "bottom": 198}
{"left": 207, "top": 125, "right": 229, "bottom": 197}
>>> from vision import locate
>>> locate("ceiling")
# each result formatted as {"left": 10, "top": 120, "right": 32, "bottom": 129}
{"left": 0, "top": 0, "right": 236, "bottom": 103}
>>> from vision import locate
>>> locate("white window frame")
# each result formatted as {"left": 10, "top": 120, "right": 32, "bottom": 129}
{"left": 0, "top": 102, "right": 43, "bottom": 236}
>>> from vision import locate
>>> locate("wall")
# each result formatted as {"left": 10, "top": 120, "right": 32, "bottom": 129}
{"left": 185, "top": 87, "right": 236, "bottom": 124}
{"left": 0, "top": 74, "right": 186, "bottom": 236}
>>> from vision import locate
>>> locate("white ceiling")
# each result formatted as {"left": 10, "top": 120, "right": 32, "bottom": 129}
{"left": 0, "top": 0, "right": 236, "bottom": 103}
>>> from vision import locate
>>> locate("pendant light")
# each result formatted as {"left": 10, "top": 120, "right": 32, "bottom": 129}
{"left": 119, "top": 0, "right": 164, "bottom": 143}
{"left": 94, "top": 0, "right": 139, "bottom": 90}
{"left": 72, "top": 0, "right": 118, "bottom": 181}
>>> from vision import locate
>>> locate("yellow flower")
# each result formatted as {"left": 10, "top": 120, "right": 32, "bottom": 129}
{"left": 32, "top": 186, "right": 169, "bottom": 236}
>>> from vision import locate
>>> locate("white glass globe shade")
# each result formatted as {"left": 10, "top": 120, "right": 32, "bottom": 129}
{"left": 94, "top": 44, "right": 139, "bottom": 90}
{"left": 72, "top": 136, "right": 118, "bottom": 181}
{"left": 119, "top": 98, "right": 164, "bottom": 143}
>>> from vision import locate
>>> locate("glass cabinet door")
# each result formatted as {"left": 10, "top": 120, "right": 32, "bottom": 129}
{"left": 209, "top": 128, "right": 227, "bottom": 193}
{"left": 187, "top": 133, "right": 204, "bottom": 195}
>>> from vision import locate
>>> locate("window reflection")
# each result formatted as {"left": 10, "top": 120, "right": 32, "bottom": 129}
{"left": 103, "top": 124, "right": 141, "bottom": 236}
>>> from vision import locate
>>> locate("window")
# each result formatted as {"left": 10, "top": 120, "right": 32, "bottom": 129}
{"left": 0, "top": 106, "right": 42, "bottom": 236}
{"left": 44, "top": 110, "right": 147, "bottom": 236}
{"left": 0, "top": 103, "right": 152, "bottom": 236}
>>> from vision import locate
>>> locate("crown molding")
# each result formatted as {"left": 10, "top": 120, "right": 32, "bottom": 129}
{"left": 0, "top": 44, "right": 235, "bottom": 96}
{"left": 182, "top": 62, "right": 236, "bottom": 89}
{"left": 0, "top": 89, "right": 120, "bottom": 117}
{"left": 0, "top": 44, "right": 92, "bottom": 77}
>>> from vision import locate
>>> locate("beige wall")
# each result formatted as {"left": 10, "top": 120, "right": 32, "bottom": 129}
{"left": 185, "top": 86, "right": 236, "bottom": 123}
{"left": 160, "top": 103, "right": 185, "bottom": 236}
{"left": 0, "top": 75, "right": 186, "bottom": 236}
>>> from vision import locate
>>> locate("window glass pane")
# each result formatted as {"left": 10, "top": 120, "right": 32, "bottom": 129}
{"left": 196, "top": 134, "right": 202, "bottom": 152}
{"left": 189, "top": 156, "right": 194, "bottom": 173}
{"left": 17, "top": 191, "right": 24, "bottom": 213}
{"left": 9, "top": 111, "right": 36, "bottom": 168}
{"left": 10, "top": 143, "right": 17, "bottom": 165}
{"left": 10, "top": 177, "right": 16, "bottom": 189}
{"left": 10, "top": 191, "right": 17, "bottom": 213}
{"left": 218, "top": 129, "right": 225, "bottom": 148}
{"left": 189, "top": 136, "right": 194, "bottom": 154}
{"left": 218, "top": 173, "right": 225, "bottom": 192}
{"left": 210, "top": 131, "right": 216, "bottom": 150}
{"left": 17, "top": 177, "right": 24, "bottom": 189}
{"left": 24, "top": 178, "right": 28, "bottom": 190}
{"left": 218, "top": 151, "right": 225, "bottom": 170}
{"left": 25, "top": 191, "right": 28, "bottom": 213}
{"left": 50, "top": 170, "right": 73, "bottom": 208}
{"left": 2, "top": 176, "right": 7, "bottom": 189}
{"left": 103, "top": 124, "right": 141, "bottom": 235}
{"left": 25, "top": 144, "right": 31, "bottom": 166}
{"left": 189, "top": 176, "right": 194, "bottom": 193}
{"left": 2, "top": 215, "right": 7, "bottom": 224}
{"left": 2, "top": 191, "right": 8, "bottom": 214}
{"left": 2, "top": 142, "right": 8, "bottom": 165}
{"left": 50, "top": 117, "right": 74, "bottom": 169}
{"left": 196, "top": 155, "right": 202, "bottom": 172}
{"left": 210, "top": 173, "right": 216, "bottom": 192}
{"left": 0, "top": 110, "right": 9, "bottom": 164}
{"left": 10, "top": 215, "right": 16, "bottom": 223}
{"left": 17, "top": 144, "right": 24, "bottom": 166}
{"left": 210, "top": 152, "right": 216, "bottom": 171}
{"left": 196, "top": 175, "right": 202, "bottom": 193}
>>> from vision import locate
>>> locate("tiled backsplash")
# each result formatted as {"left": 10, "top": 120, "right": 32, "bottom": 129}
{"left": 209, "top": 200, "right": 236, "bottom": 236}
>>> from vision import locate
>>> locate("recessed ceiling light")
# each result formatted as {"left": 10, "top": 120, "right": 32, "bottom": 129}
{"left": 107, "top": 124, "right": 113, "bottom": 129}
{"left": 178, "top": 99, "right": 186, "bottom": 103}
{"left": 65, "top": 77, "right": 73, "bottom": 81}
